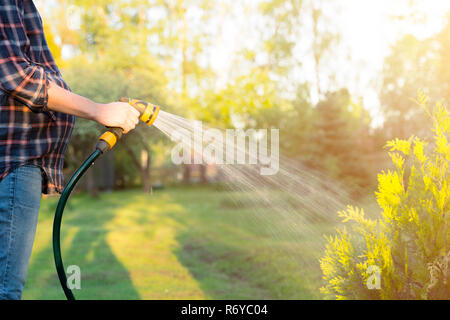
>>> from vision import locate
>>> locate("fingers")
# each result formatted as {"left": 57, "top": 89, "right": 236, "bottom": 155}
{"left": 122, "top": 117, "right": 137, "bottom": 134}
{"left": 128, "top": 109, "right": 139, "bottom": 130}
{"left": 122, "top": 103, "right": 140, "bottom": 134}
{"left": 128, "top": 118, "right": 137, "bottom": 130}
{"left": 126, "top": 104, "right": 140, "bottom": 122}
{"left": 130, "top": 106, "right": 140, "bottom": 118}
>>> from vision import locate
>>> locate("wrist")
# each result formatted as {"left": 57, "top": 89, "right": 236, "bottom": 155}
{"left": 90, "top": 102, "right": 105, "bottom": 123}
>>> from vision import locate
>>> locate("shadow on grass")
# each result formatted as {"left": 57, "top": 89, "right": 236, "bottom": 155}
{"left": 166, "top": 187, "right": 322, "bottom": 299}
{"left": 26, "top": 187, "right": 328, "bottom": 299}
{"left": 25, "top": 193, "right": 140, "bottom": 300}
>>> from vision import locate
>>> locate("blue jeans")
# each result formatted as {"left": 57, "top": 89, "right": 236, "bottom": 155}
{"left": 0, "top": 165, "right": 42, "bottom": 300}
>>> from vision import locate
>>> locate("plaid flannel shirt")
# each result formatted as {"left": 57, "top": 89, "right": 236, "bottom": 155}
{"left": 0, "top": 0, "right": 75, "bottom": 194}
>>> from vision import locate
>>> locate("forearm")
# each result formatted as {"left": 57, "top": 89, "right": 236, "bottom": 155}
{"left": 47, "top": 81, "right": 100, "bottom": 121}
{"left": 46, "top": 81, "right": 140, "bottom": 134}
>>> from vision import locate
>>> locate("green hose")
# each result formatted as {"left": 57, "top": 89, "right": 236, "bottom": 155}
{"left": 52, "top": 149, "right": 102, "bottom": 300}
{"left": 51, "top": 98, "right": 159, "bottom": 300}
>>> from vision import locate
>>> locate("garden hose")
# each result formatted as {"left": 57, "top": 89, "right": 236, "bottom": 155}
{"left": 52, "top": 98, "right": 160, "bottom": 300}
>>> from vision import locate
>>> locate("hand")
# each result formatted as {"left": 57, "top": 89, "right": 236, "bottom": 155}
{"left": 95, "top": 102, "right": 140, "bottom": 134}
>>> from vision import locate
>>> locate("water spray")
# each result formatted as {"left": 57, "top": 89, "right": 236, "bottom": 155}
{"left": 52, "top": 98, "right": 160, "bottom": 300}
{"left": 52, "top": 97, "right": 350, "bottom": 300}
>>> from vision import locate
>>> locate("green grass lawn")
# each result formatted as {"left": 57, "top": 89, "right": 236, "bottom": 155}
{"left": 23, "top": 186, "right": 352, "bottom": 300}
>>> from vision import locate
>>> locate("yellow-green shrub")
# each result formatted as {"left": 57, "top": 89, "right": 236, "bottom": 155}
{"left": 320, "top": 91, "right": 449, "bottom": 299}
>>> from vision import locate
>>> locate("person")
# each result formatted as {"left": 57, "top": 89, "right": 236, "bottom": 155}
{"left": 0, "top": 0, "right": 140, "bottom": 299}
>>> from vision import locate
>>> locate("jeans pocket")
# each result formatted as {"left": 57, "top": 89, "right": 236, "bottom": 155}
{"left": 13, "top": 165, "right": 42, "bottom": 209}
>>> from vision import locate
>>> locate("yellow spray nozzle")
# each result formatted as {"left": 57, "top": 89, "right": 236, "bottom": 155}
{"left": 122, "top": 98, "right": 160, "bottom": 127}
{"left": 97, "top": 98, "right": 161, "bottom": 153}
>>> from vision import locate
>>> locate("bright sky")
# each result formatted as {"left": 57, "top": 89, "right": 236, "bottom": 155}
{"left": 334, "top": 0, "right": 450, "bottom": 126}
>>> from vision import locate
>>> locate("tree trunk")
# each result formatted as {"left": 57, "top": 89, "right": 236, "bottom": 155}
{"left": 199, "top": 164, "right": 207, "bottom": 184}
{"left": 182, "top": 164, "right": 191, "bottom": 184}
{"left": 141, "top": 169, "right": 151, "bottom": 193}
{"left": 102, "top": 150, "right": 115, "bottom": 192}
{"left": 122, "top": 140, "right": 152, "bottom": 193}
{"left": 86, "top": 167, "right": 98, "bottom": 198}
{"left": 141, "top": 148, "right": 151, "bottom": 193}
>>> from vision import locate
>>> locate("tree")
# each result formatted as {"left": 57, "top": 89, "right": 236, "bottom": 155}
{"left": 153, "top": 0, "right": 217, "bottom": 183}
{"left": 310, "top": 89, "right": 374, "bottom": 194}
{"left": 307, "top": 0, "right": 340, "bottom": 98}
{"left": 380, "top": 17, "right": 450, "bottom": 140}
{"left": 256, "top": 0, "right": 340, "bottom": 99}
{"left": 380, "top": 35, "right": 436, "bottom": 139}
{"left": 320, "top": 92, "right": 449, "bottom": 299}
